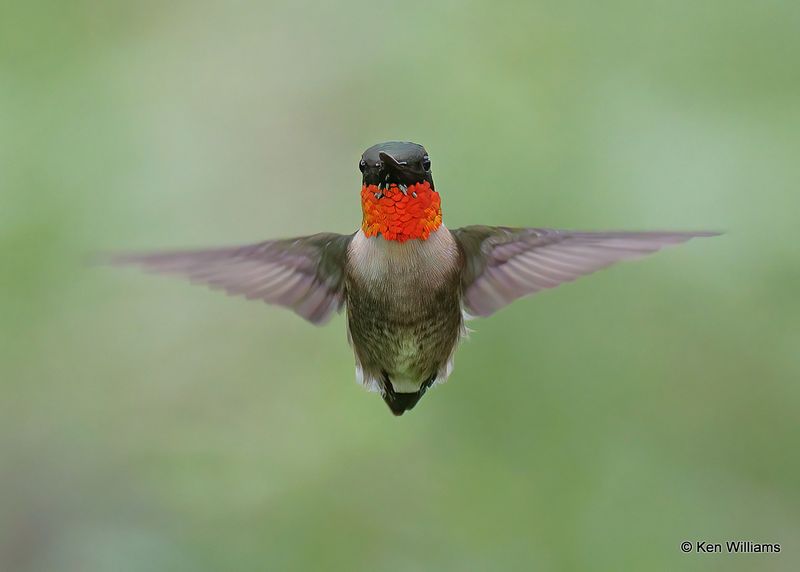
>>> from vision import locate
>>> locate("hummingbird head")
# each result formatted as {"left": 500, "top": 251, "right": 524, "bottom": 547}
{"left": 360, "top": 141, "right": 434, "bottom": 189}
{"left": 359, "top": 141, "right": 442, "bottom": 242}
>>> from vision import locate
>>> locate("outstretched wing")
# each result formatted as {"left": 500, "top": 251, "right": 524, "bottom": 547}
{"left": 451, "top": 226, "right": 718, "bottom": 317}
{"left": 108, "top": 233, "right": 354, "bottom": 325}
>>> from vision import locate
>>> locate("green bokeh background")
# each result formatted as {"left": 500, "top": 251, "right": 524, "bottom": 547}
{"left": 2, "top": 1, "right": 798, "bottom": 571}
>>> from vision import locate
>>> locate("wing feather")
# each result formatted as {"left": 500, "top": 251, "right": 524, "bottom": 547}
{"left": 452, "top": 227, "right": 718, "bottom": 317}
{"left": 107, "top": 233, "right": 353, "bottom": 325}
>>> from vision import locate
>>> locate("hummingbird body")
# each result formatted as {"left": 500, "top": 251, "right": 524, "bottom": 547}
{"left": 346, "top": 226, "right": 463, "bottom": 413}
{"left": 111, "top": 141, "right": 718, "bottom": 415}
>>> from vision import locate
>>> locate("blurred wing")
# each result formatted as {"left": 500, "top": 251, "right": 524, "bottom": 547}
{"left": 452, "top": 226, "right": 719, "bottom": 317}
{"left": 108, "top": 233, "right": 353, "bottom": 325}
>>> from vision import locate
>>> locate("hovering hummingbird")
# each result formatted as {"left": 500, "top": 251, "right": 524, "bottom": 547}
{"left": 112, "top": 141, "right": 717, "bottom": 415}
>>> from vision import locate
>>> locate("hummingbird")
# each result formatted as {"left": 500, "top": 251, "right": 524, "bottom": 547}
{"left": 112, "top": 141, "right": 717, "bottom": 415}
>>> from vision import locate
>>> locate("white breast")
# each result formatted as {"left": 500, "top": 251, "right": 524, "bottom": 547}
{"left": 347, "top": 225, "right": 460, "bottom": 289}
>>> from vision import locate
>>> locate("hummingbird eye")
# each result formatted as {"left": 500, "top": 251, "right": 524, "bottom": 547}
{"left": 422, "top": 155, "right": 431, "bottom": 171}
{"left": 359, "top": 159, "right": 367, "bottom": 173}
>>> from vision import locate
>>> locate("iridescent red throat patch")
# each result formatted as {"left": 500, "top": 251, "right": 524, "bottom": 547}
{"left": 361, "top": 181, "right": 442, "bottom": 242}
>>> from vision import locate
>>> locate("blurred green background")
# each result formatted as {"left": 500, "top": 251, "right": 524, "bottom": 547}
{"left": 2, "top": 1, "right": 798, "bottom": 570}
